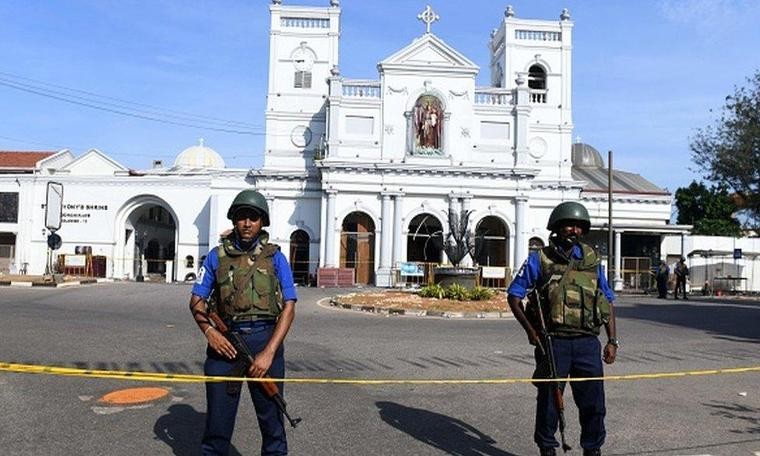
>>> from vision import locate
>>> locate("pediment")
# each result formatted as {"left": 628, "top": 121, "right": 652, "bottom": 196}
{"left": 379, "top": 34, "right": 479, "bottom": 73}
{"left": 62, "top": 149, "right": 127, "bottom": 175}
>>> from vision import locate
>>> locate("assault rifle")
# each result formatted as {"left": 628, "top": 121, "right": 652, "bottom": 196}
{"left": 530, "top": 289, "right": 571, "bottom": 453}
{"left": 207, "top": 311, "right": 302, "bottom": 428}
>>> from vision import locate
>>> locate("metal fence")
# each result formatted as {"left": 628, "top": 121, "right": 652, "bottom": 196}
{"left": 621, "top": 257, "right": 654, "bottom": 292}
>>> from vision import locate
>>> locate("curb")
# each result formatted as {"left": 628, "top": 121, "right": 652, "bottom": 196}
{"left": 0, "top": 278, "right": 113, "bottom": 288}
{"left": 326, "top": 298, "right": 513, "bottom": 320}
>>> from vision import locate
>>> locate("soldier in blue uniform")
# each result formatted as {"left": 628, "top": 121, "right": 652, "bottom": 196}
{"left": 189, "top": 189, "right": 297, "bottom": 455}
{"left": 507, "top": 202, "right": 618, "bottom": 456}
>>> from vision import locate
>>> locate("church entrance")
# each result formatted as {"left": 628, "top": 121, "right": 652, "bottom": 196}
{"left": 120, "top": 200, "right": 177, "bottom": 281}
{"left": 289, "top": 229, "right": 310, "bottom": 285}
{"left": 340, "top": 211, "right": 375, "bottom": 285}
{"left": 475, "top": 216, "right": 509, "bottom": 266}
{"left": 407, "top": 213, "right": 443, "bottom": 263}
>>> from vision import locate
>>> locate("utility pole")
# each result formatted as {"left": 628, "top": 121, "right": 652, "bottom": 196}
{"left": 608, "top": 150, "right": 614, "bottom": 285}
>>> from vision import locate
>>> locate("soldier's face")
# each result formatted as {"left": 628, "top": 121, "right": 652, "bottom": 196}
{"left": 557, "top": 221, "right": 583, "bottom": 243}
{"left": 232, "top": 208, "right": 263, "bottom": 242}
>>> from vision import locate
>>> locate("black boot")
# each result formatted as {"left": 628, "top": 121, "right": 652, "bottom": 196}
{"left": 539, "top": 448, "right": 556, "bottom": 456}
{"left": 583, "top": 449, "right": 601, "bottom": 456}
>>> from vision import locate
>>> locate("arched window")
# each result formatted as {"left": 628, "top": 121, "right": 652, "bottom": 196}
{"left": 407, "top": 213, "right": 443, "bottom": 263}
{"left": 528, "top": 65, "right": 547, "bottom": 103}
{"left": 475, "top": 216, "right": 509, "bottom": 266}
{"left": 528, "top": 65, "right": 546, "bottom": 90}
{"left": 289, "top": 230, "right": 310, "bottom": 285}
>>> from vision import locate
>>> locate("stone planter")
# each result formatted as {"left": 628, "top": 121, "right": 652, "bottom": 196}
{"left": 434, "top": 266, "right": 479, "bottom": 288}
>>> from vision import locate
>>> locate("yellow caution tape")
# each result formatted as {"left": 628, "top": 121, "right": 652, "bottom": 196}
{"left": 1, "top": 362, "right": 759, "bottom": 384}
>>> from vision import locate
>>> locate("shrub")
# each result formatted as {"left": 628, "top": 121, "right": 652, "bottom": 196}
{"left": 418, "top": 284, "right": 445, "bottom": 299}
{"left": 445, "top": 283, "right": 470, "bottom": 301}
{"left": 468, "top": 286, "right": 495, "bottom": 301}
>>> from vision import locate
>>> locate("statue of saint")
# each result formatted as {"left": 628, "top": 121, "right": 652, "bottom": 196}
{"left": 414, "top": 96, "right": 443, "bottom": 153}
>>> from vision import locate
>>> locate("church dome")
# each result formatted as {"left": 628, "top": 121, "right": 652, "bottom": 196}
{"left": 174, "top": 139, "right": 225, "bottom": 168}
{"left": 571, "top": 142, "right": 605, "bottom": 168}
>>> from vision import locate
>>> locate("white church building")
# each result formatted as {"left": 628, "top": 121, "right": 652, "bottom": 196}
{"left": 0, "top": 2, "right": 687, "bottom": 289}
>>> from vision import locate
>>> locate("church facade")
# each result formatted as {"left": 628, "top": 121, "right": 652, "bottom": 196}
{"left": 255, "top": 1, "right": 678, "bottom": 288}
{"left": 0, "top": 2, "right": 684, "bottom": 289}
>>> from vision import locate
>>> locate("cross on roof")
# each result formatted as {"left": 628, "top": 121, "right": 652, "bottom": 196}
{"left": 417, "top": 5, "right": 439, "bottom": 34}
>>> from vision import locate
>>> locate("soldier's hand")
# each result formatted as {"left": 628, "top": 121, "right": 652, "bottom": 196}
{"left": 603, "top": 343, "right": 617, "bottom": 364}
{"left": 249, "top": 351, "right": 274, "bottom": 378}
{"left": 528, "top": 329, "right": 544, "bottom": 354}
{"left": 527, "top": 328, "right": 541, "bottom": 347}
{"left": 206, "top": 328, "right": 237, "bottom": 360}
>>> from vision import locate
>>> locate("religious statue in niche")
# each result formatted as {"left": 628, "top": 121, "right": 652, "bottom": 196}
{"left": 413, "top": 95, "right": 443, "bottom": 155}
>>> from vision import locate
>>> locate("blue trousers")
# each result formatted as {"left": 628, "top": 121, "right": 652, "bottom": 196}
{"left": 534, "top": 335, "right": 606, "bottom": 450}
{"left": 202, "top": 320, "right": 287, "bottom": 455}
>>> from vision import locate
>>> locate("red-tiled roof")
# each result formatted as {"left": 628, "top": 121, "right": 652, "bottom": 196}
{"left": 0, "top": 151, "right": 56, "bottom": 168}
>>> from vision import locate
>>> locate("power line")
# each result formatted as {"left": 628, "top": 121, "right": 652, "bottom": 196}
{"left": 0, "top": 70, "right": 265, "bottom": 131}
{"left": 1, "top": 77, "right": 317, "bottom": 141}
{"left": 0, "top": 78, "right": 267, "bottom": 135}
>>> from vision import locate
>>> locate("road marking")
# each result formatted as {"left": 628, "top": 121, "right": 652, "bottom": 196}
{"left": 98, "top": 386, "right": 169, "bottom": 405}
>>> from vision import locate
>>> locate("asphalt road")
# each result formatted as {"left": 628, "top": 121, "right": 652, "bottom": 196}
{"left": 0, "top": 283, "right": 758, "bottom": 455}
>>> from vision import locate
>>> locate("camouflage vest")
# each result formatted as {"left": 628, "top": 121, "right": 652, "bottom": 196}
{"left": 214, "top": 231, "right": 283, "bottom": 320}
{"left": 536, "top": 241, "right": 611, "bottom": 336}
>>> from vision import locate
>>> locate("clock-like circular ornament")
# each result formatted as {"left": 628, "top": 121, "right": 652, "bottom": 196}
{"left": 290, "top": 125, "right": 312, "bottom": 147}
{"left": 292, "top": 48, "right": 314, "bottom": 71}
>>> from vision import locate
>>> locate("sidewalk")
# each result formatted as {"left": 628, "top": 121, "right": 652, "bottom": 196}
{"left": 0, "top": 274, "right": 112, "bottom": 288}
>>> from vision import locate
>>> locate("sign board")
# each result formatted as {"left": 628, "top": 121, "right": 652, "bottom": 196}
{"left": 481, "top": 266, "right": 506, "bottom": 279}
{"left": 65, "top": 255, "right": 87, "bottom": 267}
{"left": 399, "top": 262, "right": 425, "bottom": 277}
{"left": 44, "top": 182, "right": 64, "bottom": 231}
{"left": 734, "top": 248, "right": 742, "bottom": 259}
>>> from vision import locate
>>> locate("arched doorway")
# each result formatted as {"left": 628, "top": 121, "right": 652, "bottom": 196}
{"left": 340, "top": 212, "right": 375, "bottom": 285}
{"left": 289, "top": 229, "right": 310, "bottom": 286}
{"left": 407, "top": 213, "right": 443, "bottom": 263}
{"left": 120, "top": 201, "right": 177, "bottom": 281}
{"left": 475, "top": 216, "right": 509, "bottom": 266}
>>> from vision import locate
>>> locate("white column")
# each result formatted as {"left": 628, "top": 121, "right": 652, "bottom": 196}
{"left": 613, "top": 230, "right": 623, "bottom": 291}
{"left": 392, "top": 194, "right": 404, "bottom": 266}
{"left": 513, "top": 76, "right": 532, "bottom": 166}
{"left": 324, "top": 190, "right": 337, "bottom": 267}
{"left": 265, "top": 195, "right": 276, "bottom": 235}
{"left": 514, "top": 196, "right": 529, "bottom": 269}
{"left": 376, "top": 193, "right": 394, "bottom": 287}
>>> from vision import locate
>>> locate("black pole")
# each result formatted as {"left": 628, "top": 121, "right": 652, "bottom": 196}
{"left": 135, "top": 232, "right": 145, "bottom": 282}
{"left": 608, "top": 150, "right": 614, "bottom": 285}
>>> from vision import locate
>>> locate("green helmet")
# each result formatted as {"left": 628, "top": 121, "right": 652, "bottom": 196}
{"left": 227, "top": 189, "right": 270, "bottom": 226}
{"left": 547, "top": 201, "right": 591, "bottom": 233}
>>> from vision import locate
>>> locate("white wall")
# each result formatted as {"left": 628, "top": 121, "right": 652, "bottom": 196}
{"left": 662, "top": 234, "right": 760, "bottom": 292}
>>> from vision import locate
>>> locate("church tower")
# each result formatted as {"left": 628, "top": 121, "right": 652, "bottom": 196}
{"left": 264, "top": 0, "right": 341, "bottom": 171}
{"left": 488, "top": 6, "right": 574, "bottom": 179}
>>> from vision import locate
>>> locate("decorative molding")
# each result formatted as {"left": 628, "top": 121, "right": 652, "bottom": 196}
{"left": 387, "top": 86, "right": 408, "bottom": 95}
{"left": 448, "top": 89, "right": 469, "bottom": 100}
{"left": 384, "top": 124, "right": 395, "bottom": 135}
{"left": 460, "top": 127, "right": 470, "bottom": 138}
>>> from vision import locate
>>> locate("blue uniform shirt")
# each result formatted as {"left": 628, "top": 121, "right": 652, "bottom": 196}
{"left": 507, "top": 245, "right": 615, "bottom": 302}
{"left": 191, "top": 239, "right": 297, "bottom": 303}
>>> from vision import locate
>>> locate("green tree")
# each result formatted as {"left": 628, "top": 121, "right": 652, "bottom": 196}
{"left": 675, "top": 181, "right": 742, "bottom": 236}
{"left": 690, "top": 71, "right": 760, "bottom": 229}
